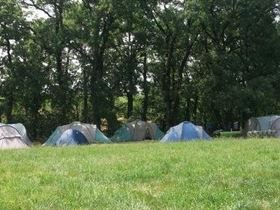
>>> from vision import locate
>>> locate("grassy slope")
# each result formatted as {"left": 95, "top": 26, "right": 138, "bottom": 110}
{"left": 0, "top": 139, "right": 279, "bottom": 210}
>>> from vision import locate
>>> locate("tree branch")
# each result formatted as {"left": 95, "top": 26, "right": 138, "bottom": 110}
{"left": 21, "top": 0, "right": 53, "bottom": 18}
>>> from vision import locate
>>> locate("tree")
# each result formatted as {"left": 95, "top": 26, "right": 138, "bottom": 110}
{"left": 0, "top": 0, "right": 28, "bottom": 122}
{"left": 22, "top": 0, "right": 74, "bottom": 124}
{"left": 140, "top": 0, "right": 199, "bottom": 129}
{"left": 197, "top": 0, "right": 280, "bottom": 130}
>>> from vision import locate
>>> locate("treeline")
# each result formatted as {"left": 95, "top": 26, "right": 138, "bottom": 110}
{"left": 1, "top": 0, "right": 280, "bottom": 140}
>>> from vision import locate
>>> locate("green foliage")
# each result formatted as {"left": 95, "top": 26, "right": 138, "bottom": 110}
{"left": 0, "top": 139, "right": 279, "bottom": 209}
{"left": 1, "top": 0, "right": 280, "bottom": 138}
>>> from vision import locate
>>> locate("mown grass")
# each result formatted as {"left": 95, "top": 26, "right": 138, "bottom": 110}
{"left": 220, "top": 131, "right": 241, "bottom": 138}
{"left": 0, "top": 139, "right": 279, "bottom": 210}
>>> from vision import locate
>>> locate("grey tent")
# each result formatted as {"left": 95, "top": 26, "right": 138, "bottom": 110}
{"left": 10, "top": 123, "right": 32, "bottom": 145}
{"left": 44, "top": 122, "right": 111, "bottom": 146}
{"left": 247, "top": 115, "right": 280, "bottom": 137}
{"left": 0, "top": 124, "right": 30, "bottom": 149}
{"left": 111, "top": 120, "right": 164, "bottom": 142}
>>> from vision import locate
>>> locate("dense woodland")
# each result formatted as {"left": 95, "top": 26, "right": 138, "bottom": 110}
{"left": 0, "top": 0, "right": 280, "bottom": 140}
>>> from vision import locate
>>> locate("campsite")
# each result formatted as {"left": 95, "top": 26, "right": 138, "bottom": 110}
{"left": 1, "top": 0, "right": 280, "bottom": 209}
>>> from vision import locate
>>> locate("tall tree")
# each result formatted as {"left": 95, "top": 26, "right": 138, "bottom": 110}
{"left": 197, "top": 0, "right": 280, "bottom": 130}
{"left": 22, "top": 0, "right": 74, "bottom": 124}
{"left": 0, "top": 0, "right": 28, "bottom": 122}
{"left": 141, "top": 0, "right": 199, "bottom": 129}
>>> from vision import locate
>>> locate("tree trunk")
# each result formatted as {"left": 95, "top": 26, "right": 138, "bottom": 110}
{"left": 162, "top": 35, "right": 176, "bottom": 128}
{"left": 185, "top": 98, "right": 191, "bottom": 121}
{"left": 5, "top": 37, "right": 14, "bottom": 123}
{"left": 56, "top": 49, "right": 66, "bottom": 121}
{"left": 126, "top": 31, "right": 136, "bottom": 119}
{"left": 127, "top": 91, "right": 133, "bottom": 118}
{"left": 193, "top": 95, "right": 199, "bottom": 122}
{"left": 91, "top": 62, "right": 102, "bottom": 129}
{"left": 142, "top": 51, "right": 149, "bottom": 121}
{"left": 90, "top": 13, "right": 113, "bottom": 129}
{"left": 6, "top": 95, "right": 14, "bottom": 123}
{"left": 241, "top": 112, "right": 249, "bottom": 137}
{"left": 54, "top": 1, "right": 67, "bottom": 123}
{"left": 82, "top": 67, "right": 89, "bottom": 122}
{"left": 31, "top": 111, "right": 38, "bottom": 140}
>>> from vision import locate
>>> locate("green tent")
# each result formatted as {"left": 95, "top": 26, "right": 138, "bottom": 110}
{"left": 111, "top": 120, "right": 164, "bottom": 142}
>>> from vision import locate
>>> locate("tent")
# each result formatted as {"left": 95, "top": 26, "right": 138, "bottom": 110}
{"left": 161, "top": 121, "right": 210, "bottom": 143}
{"left": 0, "top": 123, "right": 31, "bottom": 145}
{"left": 44, "top": 122, "right": 111, "bottom": 146}
{"left": 111, "top": 120, "right": 164, "bottom": 142}
{"left": 0, "top": 124, "right": 30, "bottom": 149}
{"left": 247, "top": 115, "right": 280, "bottom": 137}
{"left": 10, "top": 123, "right": 32, "bottom": 145}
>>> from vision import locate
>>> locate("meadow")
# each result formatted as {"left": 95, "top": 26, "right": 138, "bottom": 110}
{"left": 0, "top": 139, "right": 279, "bottom": 210}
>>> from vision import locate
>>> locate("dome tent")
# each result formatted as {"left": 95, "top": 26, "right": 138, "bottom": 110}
{"left": 0, "top": 124, "right": 30, "bottom": 149}
{"left": 44, "top": 122, "right": 111, "bottom": 146}
{"left": 111, "top": 120, "right": 164, "bottom": 142}
{"left": 247, "top": 115, "right": 280, "bottom": 137}
{"left": 0, "top": 123, "right": 31, "bottom": 146}
{"left": 161, "top": 121, "right": 210, "bottom": 143}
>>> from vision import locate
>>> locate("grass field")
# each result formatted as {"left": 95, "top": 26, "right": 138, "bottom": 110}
{"left": 0, "top": 139, "right": 279, "bottom": 210}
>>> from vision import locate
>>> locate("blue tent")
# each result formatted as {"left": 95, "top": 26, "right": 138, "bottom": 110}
{"left": 161, "top": 121, "right": 210, "bottom": 143}
{"left": 56, "top": 129, "right": 88, "bottom": 145}
{"left": 44, "top": 122, "right": 111, "bottom": 146}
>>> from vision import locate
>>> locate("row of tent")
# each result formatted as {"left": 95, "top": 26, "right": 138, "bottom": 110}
{"left": 2, "top": 115, "right": 280, "bottom": 149}
{"left": 246, "top": 115, "right": 280, "bottom": 137}
{"left": 0, "top": 120, "right": 210, "bottom": 149}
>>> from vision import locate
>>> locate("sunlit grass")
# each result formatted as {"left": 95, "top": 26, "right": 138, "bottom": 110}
{"left": 0, "top": 139, "right": 279, "bottom": 209}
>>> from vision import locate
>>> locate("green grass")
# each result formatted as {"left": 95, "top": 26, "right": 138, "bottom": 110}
{"left": 0, "top": 139, "right": 279, "bottom": 209}
{"left": 219, "top": 131, "right": 241, "bottom": 138}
